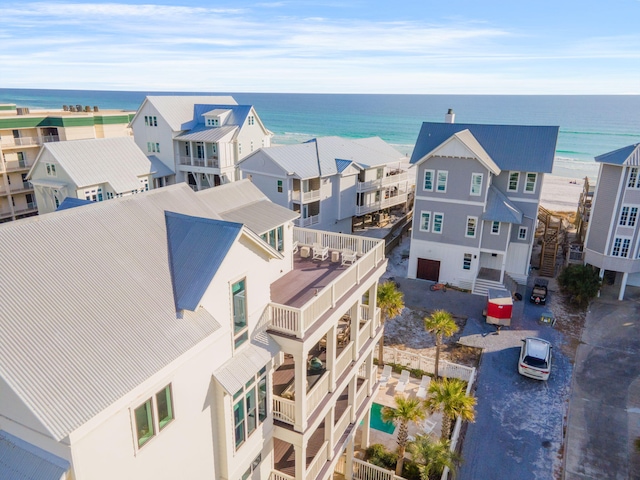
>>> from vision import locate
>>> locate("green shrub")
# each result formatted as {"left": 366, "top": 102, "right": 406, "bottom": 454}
{"left": 365, "top": 443, "right": 398, "bottom": 470}
{"left": 557, "top": 264, "right": 601, "bottom": 307}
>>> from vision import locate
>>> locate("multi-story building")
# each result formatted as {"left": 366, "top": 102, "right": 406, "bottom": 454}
{"left": 0, "top": 179, "right": 387, "bottom": 480}
{"left": 0, "top": 103, "right": 134, "bottom": 222}
{"left": 130, "top": 96, "right": 272, "bottom": 190}
{"left": 408, "top": 110, "right": 559, "bottom": 294}
{"left": 28, "top": 137, "right": 164, "bottom": 214}
{"left": 584, "top": 143, "right": 640, "bottom": 300}
{"left": 238, "top": 136, "right": 413, "bottom": 233}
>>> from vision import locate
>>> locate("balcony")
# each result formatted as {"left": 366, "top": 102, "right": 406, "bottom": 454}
{"left": 268, "top": 228, "right": 386, "bottom": 339}
{"left": 0, "top": 135, "right": 58, "bottom": 147}
{"left": 13, "top": 202, "right": 37, "bottom": 215}
{"left": 0, "top": 209, "right": 13, "bottom": 219}
{"left": 3, "top": 160, "right": 32, "bottom": 172}
{"left": 10, "top": 182, "right": 33, "bottom": 194}
{"left": 177, "top": 155, "right": 219, "bottom": 169}
{"left": 357, "top": 171, "right": 411, "bottom": 192}
{"left": 291, "top": 188, "right": 321, "bottom": 203}
{"left": 356, "top": 192, "right": 408, "bottom": 216}
{"left": 293, "top": 215, "right": 319, "bottom": 227}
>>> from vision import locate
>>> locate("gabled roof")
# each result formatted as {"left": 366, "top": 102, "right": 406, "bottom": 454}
{"left": 29, "top": 137, "right": 153, "bottom": 193}
{"left": 55, "top": 197, "right": 94, "bottom": 211}
{"left": 0, "top": 430, "right": 69, "bottom": 480}
{"left": 148, "top": 155, "right": 175, "bottom": 178}
{"left": 336, "top": 158, "right": 358, "bottom": 173}
{"left": 410, "top": 122, "right": 559, "bottom": 173}
{"left": 175, "top": 125, "right": 237, "bottom": 143}
{"left": 595, "top": 143, "right": 640, "bottom": 166}
{"left": 482, "top": 185, "right": 524, "bottom": 224}
{"left": 193, "top": 104, "right": 252, "bottom": 128}
{"left": 139, "top": 95, "right": 237, "bottom": 132}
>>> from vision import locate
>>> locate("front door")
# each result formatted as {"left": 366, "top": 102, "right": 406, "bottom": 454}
{"left": 417, "top": 258, "right": 440, "bottom": 281}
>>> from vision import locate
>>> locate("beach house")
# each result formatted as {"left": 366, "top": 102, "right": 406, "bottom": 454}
{"left": 0, "top": 180, "right": 387, "bottom": 480}
{"left": 407, "top": 110, "right": 559, "bottom": 294}
{"left": 583, "top": 143, "right": 640, "bottom": 300}
{"left": 27, "top": 137, "right": 163, "bottom": 214}
{"left": 130, "top": 95, "right": 272, "bottom": 190}
{"left": 0, "top": 103, "right": 134, "bottom": 222}
{"left": 238, "top": 136, "right": 413, "bottom": 233}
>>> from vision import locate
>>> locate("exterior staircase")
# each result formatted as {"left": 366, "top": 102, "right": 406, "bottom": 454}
{"left": 473, "top": 277, "right": 505, "bottom": 296}
{"left": 537, "top": 206, "right": 562, "bottom": 277}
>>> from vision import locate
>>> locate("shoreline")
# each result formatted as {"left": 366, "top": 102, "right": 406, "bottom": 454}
{"left": 540, "top": 174, "right": 585, "bottom": 212}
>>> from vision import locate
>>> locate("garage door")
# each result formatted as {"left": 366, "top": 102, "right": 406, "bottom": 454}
{"left": 417, "top": 258, "right": 440, "bottom": 281}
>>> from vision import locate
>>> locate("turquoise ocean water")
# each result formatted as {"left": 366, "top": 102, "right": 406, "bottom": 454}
{"left": 1, "top": 88, "right": 639, "bottom": 181}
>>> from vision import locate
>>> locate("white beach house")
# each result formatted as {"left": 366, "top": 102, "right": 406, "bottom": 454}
{"left": 407, "top": 111, "right": 559, "bottom": 294}
{"left": 130, "top": 95, "right": 272, "bottom": 190}
{"left": 238, "top": 136, "right": 413, "bottom": 233}
{"left": 0, "top": 179, "right": 387, "bottom": 480}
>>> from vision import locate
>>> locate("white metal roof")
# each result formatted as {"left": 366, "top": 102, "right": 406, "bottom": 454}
{"left": 34, "top": 137, "right": 153, "bottom": 193}
{"left": 175, "top": 125, "right": 237, "bottom": 143}
{"left": 145, "top": 95, "right": 237, "bottom": 132}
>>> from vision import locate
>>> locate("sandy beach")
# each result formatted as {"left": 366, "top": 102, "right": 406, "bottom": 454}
{"left": 540, "top": 174, "right": 585, "bottom": 212}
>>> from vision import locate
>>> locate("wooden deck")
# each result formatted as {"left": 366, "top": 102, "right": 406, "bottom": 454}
{"left": 273, "top": 348, "right": 327, "bottom": 397}
{"left": 273, "top": 421, "right": 327, "bottom": 476}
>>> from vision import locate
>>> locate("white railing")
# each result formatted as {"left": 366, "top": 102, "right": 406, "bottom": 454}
{"left": 272, "top": 395, "right": 296, "bottom": 425}
{"left": 358, "top": 320, "right": 371, "bottom": 348}
{"left": 306, "top": 440, "right": 329, "bottom": 480}
{"left": 307, "top": 373, "right": 330, "bottom": 415}
{"left": 334, "top": 455, "right": 346, "bottom": 475}
{"left": 357, "top": 171, "right": 411, "bottom": 192}
{"left": 293, "top": 215, "right": 320, "bottom": 227}
{"left": 270, "top": 471, "right": 296, "bottom": 480}
{"left": 335, "top": 405, "right": 352, "bottom": 441}
{"left": 352, "top": 458, "right": 405, "bottom": 480}
{"left": 355, "top": 379, "right": 369, "bottom": 410}
{"left": 4, "top": 160, "right": 31, "bottom": 171}
{"left": 356, "top": 192, "right": 408, "bottom": 216}
{"left": 268, "top": 228, "right": 386, "bottom": 338}
{"left": 0, "top": 209, "right": 12, "bottom": 218}
{"left": 291, "top": 189, "right": 321, "bottom": 202}
{"left": 378, "top": 347, "right": 475, "bottom": 382}
{"left": 177, "top": 155, "right": 219, "bottom": 168}
{"left": 361, "top": 304, "right": 381, "bottom": 329}
{"left": 335, "top": 343, "right": 354, "bottom": 378}
{"left": 0, "top": 135, "right": 58, "bottom": 147}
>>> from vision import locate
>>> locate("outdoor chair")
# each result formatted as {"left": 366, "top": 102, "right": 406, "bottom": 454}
{"left": 379, "top": 365, "right": 392, "bottom": 386}
{"left": 292, "top": 240, "right": 299, "bottom": 254}
{"left": 312, "top": 243, "right": 329, "bottom": 261}
{"left": 416, "top": 375, "right": 431, "bottom": 399}
{"left": 395, "top": 369, "right": 410, "bottom": 393}
{"left": 341, "top": 248, "right": 357, "bottom": 266}
{"left": 422, "top": 418, "right": 437, "bottom": 435}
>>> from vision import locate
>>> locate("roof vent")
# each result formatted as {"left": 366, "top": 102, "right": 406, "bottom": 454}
{"left": 445, "top": 108, "right": 455, "bottom": 124}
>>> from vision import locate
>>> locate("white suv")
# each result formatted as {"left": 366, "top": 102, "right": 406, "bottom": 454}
{"left": 518, "top": 337, "right": 552, "bottom": 380}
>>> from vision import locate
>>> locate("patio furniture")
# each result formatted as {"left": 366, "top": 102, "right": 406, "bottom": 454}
{"left": 312, "top": 243, "right": 329, "bottom": 261}
{"left": 341, "top": 248, "right": 357, "bottom": 266}
{"left": 300, "top": 246, "right": 310, "bottom": 258}
{"left": 292, "top": 240, "right": 299, "bottom": 254}
{"left": 379, "top": 365, "right": 392, "bottom": 386}
{"left": 337, "top": 323, "right": 351, "bottom": 346}
{"left": 416, "top": 375, "right": 431, "bottom": 399}
{"left": 422, "top": 418, "right": 437, "bottom": 435}
{"left": 395, "top": 369, "right": 410, "bottom": 393}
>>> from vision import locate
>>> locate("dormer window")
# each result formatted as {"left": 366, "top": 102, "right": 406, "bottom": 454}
{"left": 206, "top": 118, "right": 220, "bottom": 127}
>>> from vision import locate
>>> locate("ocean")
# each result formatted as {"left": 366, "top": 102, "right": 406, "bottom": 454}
{"left": 1, "top": 88, "right": 639, "bottom": 181}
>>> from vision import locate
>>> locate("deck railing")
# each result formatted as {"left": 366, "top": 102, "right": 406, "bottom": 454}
{"left": 335, "top": 405, "right": 353, "bottom": 442}
{"left": 270, "top": 471, "right": 295, "bottom": 480}
{"left": 268, "top": 228, "right": 385, "bottom": 338}
{"left": 355, "top": 379, "right": 369, "bottom": 411}
{"left": 307, "top": 373, "right": 330, "bottom": 415}
{"left": 307, "top": 440, "right": 329, "bottom": 480}
{"left": 358, "top": 320, "right": 371, "bottom": 348}
{"left": 293, "top": 214, "right": 320, "bottom": 227}
{"left": 356, "top": 192, "right": 408, "bottom": 216}
{"left": 272, "top": 395, "right": 296, "bottom": 425}
{"left": 291, "top": 189, "right": 321, "bottom": 202}
{"left": 357, "top": 171, "right": 411, "bottom": 192}
{"left": 335, "top": 343, "right": 354, "bottom": 378}
{"left": 0, "top": 135, "right": 58, "bottom": 147}
{"left": 378, "top": 347, "right": 475, "bottom": 382}
{"left": 353, "top": 458, "right": 405, "bottom": 480}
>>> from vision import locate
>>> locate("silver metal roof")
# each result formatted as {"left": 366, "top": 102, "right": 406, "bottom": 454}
{"left": 145, "top": 95, "right": 237, "bottom": 132}
{"left": 148, "top": 155, "right": 175, "bottom": 178}
{"left": 0, "top": 430, "right": 69, "bottom": 480}
{"left": 34, "top": 137, "right": 153, "bottom": 193}
{"left": 175, "top": 125, "right": 237, "bottom": 143}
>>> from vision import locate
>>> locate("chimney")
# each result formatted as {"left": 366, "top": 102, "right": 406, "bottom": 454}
{"left": 445, "top": 108, "right": 455, "bottom": 124}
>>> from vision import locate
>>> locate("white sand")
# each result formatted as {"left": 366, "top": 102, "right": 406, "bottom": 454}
{"left": 540, "top": 174, "right": 584, "bottom": 212}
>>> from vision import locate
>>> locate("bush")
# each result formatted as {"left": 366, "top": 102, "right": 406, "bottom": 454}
{"left": 365, "top": 443, "right": 398, "bottom": 470}
{"left": 557, "top": 264, "right": 601, "bottom": 307}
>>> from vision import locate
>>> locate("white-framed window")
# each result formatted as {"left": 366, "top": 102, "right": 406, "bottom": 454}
{"left": 84, "top": 187, "right": 103, "bottom": 202}
{"left": 436, "top": 171, "right": 448, "bottom": 193}
{"left": 140, "top": 178, "right": 149, "bottom": 192}
{"left": 619, "top": 206, "right": 639, "bottom": 226}
{"left": 232, "top": 278, "right": 248, "bottom": 349}
{"left": 261, "top": 225, "right": 285, "bottom": 252}
{"left": 470, "top": 173, "right": 483, "bottom": 196}
{"left": 45, "top": 163, "right": 56, "bottom": 177}
{"left": 423, "top": 170, "right": 434, "bottom": 191}
{"left": 419, "top": 211, "right": 431, "bottom": 232}
{"left": 518, "top": 226, "right": 528, "bottom": 240}
{"left": 508, "top": 172, "right": 519, "bottom": 192}
{"left": 133, "top": 384, "right": 174, "bottom": 449}
{"left": 206, "top": 118, "right": 220, "bottom": 127}
{"left": 466, "top": 216, "right": 477, "bottom": 238}
{"left": 233, "top": 368, "right": 267, "bottom": 451}
{"left": 491, "top": 221, "right": 500, "bottom": 235}
{"left": 463, "top": 253, "right": 472, "bottom": 270}
{"left": 247, "top": 115, "right": 255, "bottom": 126}
{"left": 277, "top": 180, "right": 283, "bottom": 193}
{"left": 144, "top": 115, "right": 157, "bottom": 127}
{"left": 433, "top": 213, "right": 444, "bottom": 233}
{"left": 628, "top": 168, "right": 640, "bottom": 189}
{"left": 240, "top": 453, "right": 263, "bottom": 480}
{"left": 612, "top": 237, "right": 631, "bottom": 257}
{"left": 376, "top": 168, "right": 384, "bottom": 180}
{"left": 524, "top": 172, "right": 537, "bottom": 193}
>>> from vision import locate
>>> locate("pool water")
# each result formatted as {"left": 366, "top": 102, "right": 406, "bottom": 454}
{"left": 370, "top": 402, "right": 396, "bottom": 434}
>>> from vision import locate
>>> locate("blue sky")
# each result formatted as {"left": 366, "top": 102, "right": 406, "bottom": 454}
{"left": 1, "top": 0, "right": 639, "bottom": 94}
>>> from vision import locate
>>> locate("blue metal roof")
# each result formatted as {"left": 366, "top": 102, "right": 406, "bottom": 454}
{"left": 335, "top": 158, "right": 354, "bottom": 173}
{"left": 0, "top": 430, "right": 69, "bottom": 480}
{"left": 410, "top": 122, "right": 559, "bottom": 173}
{"left": 482, "top": 185, "right": 523, "bottom": 224}
{"left": 55, "top": 197, "right": 94, "bottom": 211}
{"left": 165, "top": 212, "right": 242, "bottom": 311}
{"left": 595, "top": 143, "right": 640, "bottom": 165}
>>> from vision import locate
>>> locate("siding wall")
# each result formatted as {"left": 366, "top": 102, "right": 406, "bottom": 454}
{"left": 587, "top": 164, "right": 622, "bottom": 254}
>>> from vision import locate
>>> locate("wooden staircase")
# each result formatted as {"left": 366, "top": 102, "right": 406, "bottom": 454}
{"left": 537, "top": 206, "right": 562, "bottom": 277}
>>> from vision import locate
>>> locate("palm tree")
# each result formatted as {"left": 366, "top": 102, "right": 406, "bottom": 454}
{"left": 408, "top": 434, "right": 460, "bottom": 479}
{"left": 381, "top": 396, "right": 426, "bottom": 476}
{"left": 424, "top": 309, "right": 458, "bottom": 379}
{"left": 424, "top": 377, "right": 476, "bottom": 441}
{"left": 376, "top": 280, "right": 404, "bottom": 367}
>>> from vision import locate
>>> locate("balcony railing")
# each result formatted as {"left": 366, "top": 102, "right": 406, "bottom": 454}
{"left": 10, "top": 183, "right": 33, "bottom": 194}
{"left": 273, "top": 396, "right": 296, "bottom": 424}
{"left": 291, "top": 189, "right": 321, "bottom": 202}
{"left": 335, "top": 343, "right": 354, "bottom": 379}
{"left": 334, "top": 405, "right": 353, "bottom": 445}
{"left": 270, "top": 472, "right": 295, "bottom": 480}
{"left": 13, "top": 203, "right": 37, "bottom": 215}
{"left": 357, "top": 171, "right": 411, "bottom": 192}
{"left": 0, "top": 135, "right": 58, "bottom": 147}
{"left": 306, "top": 440, "right": 329, "bottom": 480}
{"left": 293, "top": 214, "right": 319, "bottom": 227}
{"left": 0, "top": 209, "right": 12, "bottom": 218}
{"left": 268, "top": 228, "right": 385, "bottom": 338}
{"left": 4, "top": 160, "right": 31, "bottom": 172}
{"left": 356, "top": 192, "right": 408, "bottom": 216}
{"left": 177, "top": 156, "right": 219, "bottom": 169}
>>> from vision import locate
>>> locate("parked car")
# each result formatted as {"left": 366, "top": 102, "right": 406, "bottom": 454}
{"left": 530, "top": 283, "right": 548, "bottom": 305}
{"left": 518, "top": 337, "right": 552, "bottom": 380}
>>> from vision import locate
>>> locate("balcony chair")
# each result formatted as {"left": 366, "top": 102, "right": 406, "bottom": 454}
{"left": 292, "top": 240, "right": 299, "bottom": 254}
{"left": 312, "top": 242, "right": 329, "bottom": 261}
{"left": 395, "top": 369, "right": 410, "bottom": 394}
{"left": 341, "top": 248, "right": 357, "bottom": 266}
{"left": 379, "top": 365, "right": 392, "bottom": 386}
{"left": 416, "top": 375, "right": 431, "bottom": 399}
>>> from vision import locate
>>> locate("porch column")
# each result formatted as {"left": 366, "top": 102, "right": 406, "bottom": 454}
{"left": 345, "top": 434, "right": 355, "bottom": 480}
{"left": 326, "top": 324, "right": 338, "bottom": 392}
{"left": 619, "top": 272, "right": 628, "bottom": 301}
{"left": 361, "top": 407, "right": 371, "bottom": 448}
{"left": 189, "top": 141, "right": 194, "bottom": 165}
{"left": 365, "top": 351, "right": 374, "bottom": 396}
{"left": 294, "top": 443, "right": 306, "bottom": 480}
{"left": 294, "top": 354, "right": 308, "bottom": 432}
{"left": 368, "top": 283, "right": 378, "bottom": 337}
{"left": 325, "top": 408, "right": 336, "bottom": 460}
{"left": 349, "top": 375, "right": 357, "bottom": 422}
{"left": 350, "top": 304, "right": 359, "bottom": 361}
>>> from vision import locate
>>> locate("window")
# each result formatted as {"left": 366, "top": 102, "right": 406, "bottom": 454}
{"left": 261, "top": 226, "right": 285, "bottom": 252}
{"left": 232, "top": 279, "right": 248, "bottom": 349}
{"left": 612, "top": 237, "right": 631, "bottom": 257}
{"left": 508, "top": 172, "right": 519, "bottom": 192}
{"left": 466, "top": 216, "right": 477, "bottom": 238}
{"left": 376, "top": 168, "right": 383, "bottom": 180}
{"left": 419, "top": 211, "right": 431, "bottom": 232}
{"left": 525, "top": 173, "right": 537, "bottom": 193}
{"left": 144, "top": 115, "right": 157, "bottom": 127}
{"left": 375, "top": 190, "right": 381, "bottom": 202}
{"left": 140, "top": 178, "right": 149, "bottom": 192}
{"left": 423, "top": 170, "right": 434, "bottom": 191}
{"left": 433, "top": 213, "right": 443, "bottom": 233}
{"left": 207, "top": 118, "right": 220, "bottom": 126}
{"left": 247, "top": 115, "right": 255, "bottom": 126}
{"left": 518, "top": 226, "right": 528, "bottom": 240}
{"left": 470, "top": 173, "right": 483, "bottom": 196}
{"left": 45, "top": 163, "right": 56, "bottom": 177}
{"left": 463, "top": 253, "right": 472, "bottom": 270}
{"left": 241, "top": 453, "right": 262, "bottom": 480}
{"left": 133, "top": 384, "right": 174, "bottom": 448}
{"left": 233, "top": 369, "right": 267, "bottom": 451}
{"left": 491, "top": 221, "right": 500, "bottom": 235}
{"left": 277, "top": 180, "right": 283, "bottom": 193}
{"left": 628, "top": 168, "right": 640, "bottom": 189}
{"left": 436, "top": 171, "right": 448, "bottom": 192}
{"left": 619, "top": 206, "right": 639, "bottom": 226}
{"left": 238, "top": 143, "right": 242, "bottom": 155}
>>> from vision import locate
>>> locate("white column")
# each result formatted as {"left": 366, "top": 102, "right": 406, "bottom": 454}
{"left": 325, "top": 408, "right": 335, "bottom": 460}
{"left": 294, "top": 443, "right": 305, "bottom": 480}
{"left": 619, "top": 272, "right": 628, "bottom": 301}
{"left": 365, "top": 351, "right": 374, "bottom": 396}
{"left": 349, "top": 375, "right": 357, "bottom": 422}
{"left": 294, "top": 356, "right": 308, "bottom": 432}
{"left": 350, "top": 304, "right": 359, "bottom": 361}
{"left": 368, "top": 283, "right": 378, "bottom": 337}
{"left": 361, "top": 408, "right": 371, "bottom": 448}
{"left": 326, "top": 325, "right": 337, "bottom": 392}
{"left": 345, "top": 435, "right": 355, "bottom": 480}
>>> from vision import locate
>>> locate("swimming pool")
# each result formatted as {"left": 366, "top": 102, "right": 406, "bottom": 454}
{"left": 370, "top": 402, "right": 396, "bottom": 434}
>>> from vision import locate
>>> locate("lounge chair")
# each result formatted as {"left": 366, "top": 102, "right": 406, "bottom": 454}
{"left": 422, "top": 418, "right": 437, "bottom": 435}
{"left": 341, "top": 248, "right": 357, "bottom": 266}
{"left": 379, "top": 365, "right": 392, "bottom": 386}
{"left": 395, "top": 369, "right": 410, "bottom": 393}
{"left": 312, "top": 243, "right": 329, "bottom": 261}
{"left": 416, "top": 375, "right": 431, "bottom": 399}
